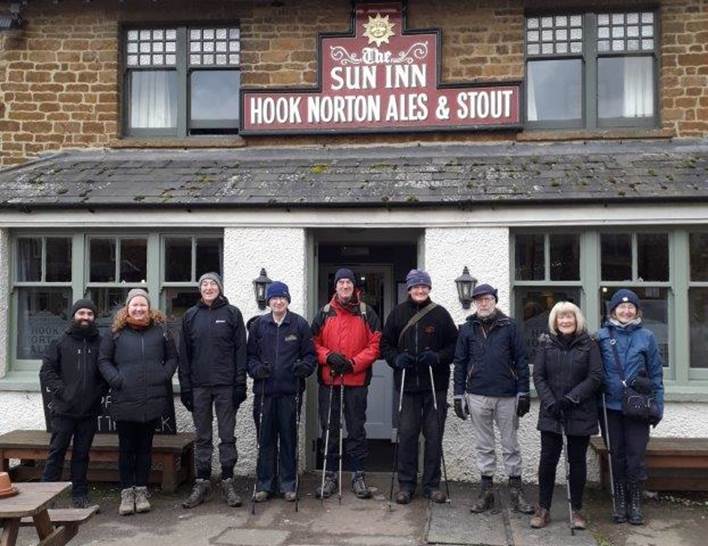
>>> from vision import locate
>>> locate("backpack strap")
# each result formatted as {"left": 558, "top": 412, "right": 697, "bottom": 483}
{"left": 397, "top": 302, "right": 438, "bottom": 348}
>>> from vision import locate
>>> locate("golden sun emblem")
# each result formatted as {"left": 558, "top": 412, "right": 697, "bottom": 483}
{"left": 363, "top": 13, "right": 395, "bottom": 47}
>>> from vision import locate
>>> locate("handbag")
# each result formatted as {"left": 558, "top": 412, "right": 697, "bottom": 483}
{"left": 608, "top": 329, "right": 660, "bottom": 422}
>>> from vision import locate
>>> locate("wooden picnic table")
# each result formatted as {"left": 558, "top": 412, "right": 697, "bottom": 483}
{"left": 0, "top": 481, "right": 89, "bottom": 546}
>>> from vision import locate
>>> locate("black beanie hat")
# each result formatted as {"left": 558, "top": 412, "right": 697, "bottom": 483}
{"left": 71, "top": 298, "right": 97, "bottom": 317}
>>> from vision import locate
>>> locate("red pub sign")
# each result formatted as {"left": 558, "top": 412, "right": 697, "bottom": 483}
{"left": 240, "top": 1, "right": 522, "bottom": 134}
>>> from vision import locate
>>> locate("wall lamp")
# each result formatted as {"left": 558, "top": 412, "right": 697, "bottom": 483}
{"left": 455, "top": 266, "right": 477, "bottom": 309}
{"left": 0, "top": 3, "right": 23, "bottom": 31}
{"left": 253, "top": 268, "right": 272, "bottom": 310}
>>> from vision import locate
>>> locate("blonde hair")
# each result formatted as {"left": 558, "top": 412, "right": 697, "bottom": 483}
{"left": 547, "top": 301, "right": 586, "bottom": 334}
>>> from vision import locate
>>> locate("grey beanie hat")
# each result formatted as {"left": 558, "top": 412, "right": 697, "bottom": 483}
{"left": 125, "top": 288, "right": 151, "bottom": 307}
{"left": 198, "top": 272, "right": 224, "bottom": 294}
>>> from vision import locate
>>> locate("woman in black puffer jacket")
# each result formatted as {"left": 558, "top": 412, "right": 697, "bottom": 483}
{"left": 530, "top": 301, "right": 602, "bottom": 531}
{"left": 99, "top": 289, "right": 178, "bottom": 517}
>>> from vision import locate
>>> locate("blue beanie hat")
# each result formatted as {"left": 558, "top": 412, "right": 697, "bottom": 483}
{"left": 472, "top": 283, "right": 498, "bottom": 302}
{"left": 334, "top": 268, "right": 356, "bottom": 285}
{"left": 266, "top": 281, "right": 291, "bottom": 303}
{"left": 608, "top": 289, "right": 640, "bottom": 315}
{"left": 406, "top": 269, "right": 432, "bottom": 290}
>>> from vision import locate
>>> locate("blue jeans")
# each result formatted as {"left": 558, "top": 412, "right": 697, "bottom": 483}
{"left": 253, "top": 394, "right": 299, "bottom": 493}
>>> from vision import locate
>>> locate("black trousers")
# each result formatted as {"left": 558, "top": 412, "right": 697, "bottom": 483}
{"left": 41, "top": 415, "right": 97, "bottom": 498}
{"left": 397, "top": 390, "right": 447, "bottom": 495}
{"left": 600, "top": 408, "right": 650, "bottom": 483}
{"left": 537, "top": 431, "right": 589, "bottom": 510}
{"left": 192, "top": 386, "right": 237, "bottom": 480}
{"left": 318, "top": 385, "right": 368, "bottom": 473}
{"left": 116, "top": 420, "right": 157, "bottom": 489}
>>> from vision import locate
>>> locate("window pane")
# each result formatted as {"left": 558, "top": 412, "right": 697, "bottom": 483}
{"left": 90, "top": 239, "right": 116, "bottom": 282}
{"left": 515, "top": 287, "right": 581, "bottom": 362}
{"left": 690, "top": 233, "right": 708, "bottom": 281}
{"left": 120, "top": 239, "right": 148, "bottom": 283}
{"left": 164, "top": 287, "right": 201, "bottom": 344}
{"left": 130, "top": 70, "right": 177, "bottom": 129}
{"left": 87, "top": 287, "right": 130, "bottom": 334}
{"left": 598, "top": 57, "right": 654, "bottom": 119}
{"left": 45, "top": 238, "right": 72, "bottom": 282}
{"left": 527, "top": 59, "right": 582, "bottom": 122}
{"left": 16, "top": 238, "right": 42, "bottom": 282}
{"left": 190, "top": 70, "right": 240, "bottom": 125}
{"left": 550, "top": 233, "right": 580, "bottom": 280}
{"left": 601, "top": 233, "right": 632, "bottom": 281}
{"left": 16, "top": 287, "right": 71, "bottom": 359}
{"left": 689, "top": 288, "right": 708, "bottom": 368}
{"left": 637, "top": 233, "right": 668, "bottom": 281}
{"left": 196, "top": 238, "right": 223, "bottom": 278}
{"left": 165, "top": 238, "right": 192, "bottom": 282}
{"left": 515, "top": 234, "right": 544, "bottom": 280}
{"left": 600, "top": 287, "right": 669, "bottom": 366}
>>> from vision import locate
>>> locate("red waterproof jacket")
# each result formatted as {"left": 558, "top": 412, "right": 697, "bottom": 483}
{"left": 311, "top": 292, "right": 382, "bottom": 387}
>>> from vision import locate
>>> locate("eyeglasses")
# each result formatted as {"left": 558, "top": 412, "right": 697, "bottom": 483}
{"left": 474, "top": 296, "right": 495, "bottom": 304}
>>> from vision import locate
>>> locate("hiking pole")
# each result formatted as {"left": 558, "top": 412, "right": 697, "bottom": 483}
{"left": 319, "top": 373, "right": 335, "bottom": 506}
{"left": 294, "top": 382, "right": 302, "bottom": 512}
{"left": 388, "top": 368, "right": 407, "bottom": 511}
{"left": 428, "top": 365, "right": 451, "bottom": 503}
{"left": 251, "top": 379, "right": 266, "bottom": 515}
{"left": 559, "top": 412, "right": 575, "bottom": 536}
{"left": 601, "top": 392, "right": 617, "bottom": 517}
{"left": 338, "top": 377, "right": 344, "bottom": 505}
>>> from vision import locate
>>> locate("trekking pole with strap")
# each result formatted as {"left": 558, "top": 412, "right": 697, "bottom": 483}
{"left": 294, "top": 382, "right": 302, "bottom": 512}
{"left": 428, "top": 364, "right": 451, "bottom": 503}
{"left": 319, "top": 372, "right": 335, "bottom": 506}
{"left": 338, "top": 378, "right": 344, "bottom": 505}
{"left": 388, "top": 367, "right": 407, "bottom": 511}
{"left": 251, "top": 379, "right": 267, "bottom": 515}
{"left": 559, "top": 411, "right": 575, "bottom": 536}
{"left": 601, "top": 391, "right": 617, "bottom": 517}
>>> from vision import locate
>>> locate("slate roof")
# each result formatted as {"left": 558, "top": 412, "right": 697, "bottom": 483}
{"left": 0, "top": 140, "right": 706, "bottom": 209}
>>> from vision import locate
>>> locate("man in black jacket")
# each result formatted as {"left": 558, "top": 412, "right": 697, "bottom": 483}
{"left": 40, "top": 298, "right": 106, "bottom": 508}
{"left": 179, "top": 272, "right": 248, "bottom": 509}
{"left": 380, "top": 269, "right": 458, "bottom": 504}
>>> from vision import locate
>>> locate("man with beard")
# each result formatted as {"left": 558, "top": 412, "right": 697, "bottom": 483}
{"left": 40, "top": 298, "right": 106, "bottom": 508}
{"left": 452, "top": 284, "right": 533, "bottom": 514}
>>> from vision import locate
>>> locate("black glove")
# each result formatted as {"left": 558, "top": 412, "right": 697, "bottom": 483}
{"left": 293, "top": 359, "right": 310, "bottom": 378}
{"left": 417, "top": 350, "right": 439, "bottom": 368}
{"left": 516, "top": 394, "right": 530, "bottom": 417}
{"left": 341, "top": 359, "right": 354, "bottom": 375}
{"left": 327, "top": 352, "right": 349, "bottom": 375}
{"left": 649, "top": 414, "right": 662, "bottom": 428}
{"left": 253, "top": 362, "right": 272, "bottom": 380}
{"left": 546, "top": 401, "right": 561, "bottom": 419}
{"left": 453, "top": 396, "right": 468, "bottom": 420}
{"left": 558, "top": 394, "right": 575, "bottom": 412}
{"left": 233, "top": 384, "right": 247, "bottom": 408}
{"left": 180, "top": 389, "right": 194, "bottom": 412}
{"left": 395, "top": 353, "right": 416, "bottom": 370}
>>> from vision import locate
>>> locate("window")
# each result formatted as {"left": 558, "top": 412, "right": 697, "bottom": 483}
{"left": 525, "top": 10, "right": 658, "bottom": 129}
{"left": 689, "top": 233, "right": 708, "bottom": 370}
{"left": 124, "top": 25, "right": 241, "bottom": 137}
{"left": 9, "top": 232, "right": 222, "bottom": 370}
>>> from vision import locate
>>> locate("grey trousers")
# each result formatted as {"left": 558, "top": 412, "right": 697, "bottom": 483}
{"left": 193, "top": 386, "right": 237, "bottom": 479}
{"left": 466, "top": 394, "right": 522, "bottom": 478}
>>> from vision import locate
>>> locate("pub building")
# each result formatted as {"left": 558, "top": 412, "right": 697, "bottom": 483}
{"left": 0, "top": 0, "right": 706, "bottom": 485}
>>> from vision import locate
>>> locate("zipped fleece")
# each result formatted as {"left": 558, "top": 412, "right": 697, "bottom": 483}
{"left": 179, "top": 296, "right": 247, "bottom": 390}
{"left": 40, "top": 328, "right": 106, "bottom": 418}
{"left": 453, "top": 311, "right": 529, "bottom": 397}
{"left": 311, "top": 293, "right": 382, "bottom": 387}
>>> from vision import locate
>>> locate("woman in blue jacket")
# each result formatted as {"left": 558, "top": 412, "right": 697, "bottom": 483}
{"left": 596, "top": 289, "right": 664, "bottom": 526}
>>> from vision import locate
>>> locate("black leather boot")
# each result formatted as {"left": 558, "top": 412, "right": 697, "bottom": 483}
{"left": 470, "top": 476, "right": 494, "bottom": 513}
{"left": 627, "top": 481, "right": 644, "bottom": 525}
{"left": 612, "top": 479, "right": 627, "bottom": 523}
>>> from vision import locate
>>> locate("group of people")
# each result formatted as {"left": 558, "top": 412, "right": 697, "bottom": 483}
{"left": 38, "top": 266, "right": 664, "bottom": 529}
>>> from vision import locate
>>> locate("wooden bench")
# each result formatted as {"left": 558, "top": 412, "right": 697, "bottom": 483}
{"left": 590, "top": 436, "right": 708, "bottom": 491}
{"left": 19, "top": 507, "right": 98, "bottom": 543}
{"left": 0, "top": 430, "right": 195, "bottom": 493}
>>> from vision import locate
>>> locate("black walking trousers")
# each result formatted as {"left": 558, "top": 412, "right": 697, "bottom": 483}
{"left": 537, "top": 431, "right": 589, "bottom": 510}
{"left": 116, "top": 420, "right": 157, "bottom": 489}
{"left": 318, "top": 385, "right": 368, "bottom": 473}
{"left": 42, "top": 415, "right": 97, "bottom": 498}
{"left": 600, "top": 408, "right": 650, "bottom": 483}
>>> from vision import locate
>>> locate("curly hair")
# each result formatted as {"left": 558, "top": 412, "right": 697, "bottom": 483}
{"left": 112, "top": 307, "right": 166, "bottom": 333}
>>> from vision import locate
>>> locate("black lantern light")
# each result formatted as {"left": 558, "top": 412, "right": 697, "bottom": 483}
{"left": 455, "top": 266, "right": 477, "bottom": 309}
{"left": 253, "top": 268, "right": 272, "bottom": 310}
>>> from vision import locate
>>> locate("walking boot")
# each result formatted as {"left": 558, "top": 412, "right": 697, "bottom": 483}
{"left": 530, "top": 506, "right": 551, "bottom": 529}
{"left": 612, "top": 479, "right": 627, "bottom": 523}
{"left": 134, "top": 486, "right": 151, "bottom": 513}
{"left": 222, "top": 478, "right": 242, "bottom": 507}
{"left": 182, "top": 478, "right": 212, "bottom": 509}
{"left": 118, "top": 487, "right": 135, "bottom": 516}
{"left": 470, "top": 477, "right": 494, "bottom": 513}
{"left": 508, "top": 476, "right": 534, "bottom": 514}
{"left": 352, "top": 471, "right": 372, "bottom": 499}
{"left": 427, "top": 490, "right": 448, "bottom": 504}
{"left": 627, "top": 481, "right": 644, "bottom": 525}
{"left": 572, "top": 510, "right": 587, "bottom": 530}
{"left": 315, "top": 471, "right": 337, "bottom": 499}
{"left": 395, "top": 490, "right": 413, "bottom": 505}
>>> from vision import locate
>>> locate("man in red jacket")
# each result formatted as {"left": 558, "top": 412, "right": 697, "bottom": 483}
{"left": 311, "top": 268, "right": 382, "bottom": 499}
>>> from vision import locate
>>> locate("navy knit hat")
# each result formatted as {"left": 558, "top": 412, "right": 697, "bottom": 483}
{"left": 406, "top": 269, "right": 432, "bottom": 290}
{"left": 198, "top": 272, "right": 224, "bottom": 294}
{"left": 266, "top": 281, "right": 291, "bottom": 303}
{"left": 71, "top": 298, "right": 97, "bottom": 317}
{"left": 472, "top": 283, "right": 498, "bottom": 302}
{"left": 334, "top": 268, "right": 356, "bottom": 285}
{"left": 608, "top": 289, "right": 641, "bottom": 315}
